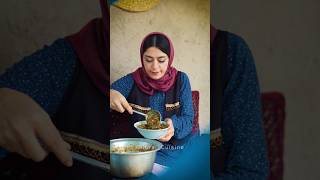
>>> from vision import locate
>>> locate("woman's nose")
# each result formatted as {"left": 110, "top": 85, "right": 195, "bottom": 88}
{"left": 151, "top": 61, "right": 159, "bottom": 69}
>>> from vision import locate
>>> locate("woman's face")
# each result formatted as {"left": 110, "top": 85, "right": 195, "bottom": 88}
{"left": 142, "top": 47, "right": 169, "bottom": 80}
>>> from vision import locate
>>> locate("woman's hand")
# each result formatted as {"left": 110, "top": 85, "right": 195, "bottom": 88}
{"left": 110, "top": 89, "right": 133, "bottom": 114}
{"left": 158, "top": 118, "right": 174, "bottom": 142}
{"left": 0, "top": 88, "right": 72, "bottom": 166}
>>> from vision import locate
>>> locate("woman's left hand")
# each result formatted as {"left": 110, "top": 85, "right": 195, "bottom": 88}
{"left": 158, "top": 118, "right": 174, "bottom": 142}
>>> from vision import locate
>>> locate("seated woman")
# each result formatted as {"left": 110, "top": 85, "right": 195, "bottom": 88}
{"left": 110, "top": 32, "right": 195, "bottom": 167}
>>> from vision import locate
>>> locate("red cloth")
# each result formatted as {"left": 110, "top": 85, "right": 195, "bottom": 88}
{"left": 65, "top": 0, "right": 108, "bottom": 95}
{"left": 132, "top": 32, "right": 178, "bottom": 96}
{"left": 191, "top": 91, "right": 200, "bottom": 134}
{"left": 261, "top": 92, "right": 286, "bottom": 180}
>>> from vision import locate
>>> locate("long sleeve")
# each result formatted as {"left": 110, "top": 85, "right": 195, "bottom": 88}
{"left": 110, "top": 73, "right": 134, "bottom": 98}
{"left": 0, "top": 39, "right": 77, "bottom": 116}
{"left": 215, "top": 33, "right": 269, "bottom": 179}
{"left": 171, "top": 72, "right": 194, "bottom": 139}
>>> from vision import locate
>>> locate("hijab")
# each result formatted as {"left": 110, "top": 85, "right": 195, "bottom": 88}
{"left": 65, "top": 0, "right": 109, "bottom": 95}
{"left": 132, "top": 32, "right": 178, "bottom": 96}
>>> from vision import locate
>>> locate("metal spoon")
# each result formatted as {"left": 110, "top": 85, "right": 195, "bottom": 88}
{"left": 71, "top": 151, "right": 110, "bottom": 172}
{"left": 132, "top": 109, "right": 148, "bottom": 118}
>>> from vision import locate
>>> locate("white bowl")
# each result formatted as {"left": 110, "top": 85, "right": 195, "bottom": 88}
{"left": 134, "top": 121, "right": 169, "bottom": 139}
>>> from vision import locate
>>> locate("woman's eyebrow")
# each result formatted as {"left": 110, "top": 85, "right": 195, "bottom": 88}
{"left": 144, "top": 55, "right": 154, "bottom": 58}
{"left": 144, "top": 55, "right": 167, "bottom": 59}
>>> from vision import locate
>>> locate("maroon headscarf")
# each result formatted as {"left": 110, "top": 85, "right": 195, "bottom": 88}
{"left": 132, "top": 32, "right": 178, "bottom": 96}
{"left": 65, "top": 0, "right": 109, "bottom": 95}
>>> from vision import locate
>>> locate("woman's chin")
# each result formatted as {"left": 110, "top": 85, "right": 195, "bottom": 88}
{"left": 147, "top": 73, "right": 163, "bottom": 80}
{"left": 149, "top": 76, "right": 160, "bottom": 80}
{"left": 149, "top": 75, "right": 164, "bottom": 80}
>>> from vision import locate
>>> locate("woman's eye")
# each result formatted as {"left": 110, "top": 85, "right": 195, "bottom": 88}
{"left": 158, "top": 59, "right": 166, "bottom": 63}
{"left": 145, "top": 58, "right": 153, "bottom": 62}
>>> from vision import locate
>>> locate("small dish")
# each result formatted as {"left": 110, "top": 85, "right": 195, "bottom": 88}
{"left": 134, "top": 121, "right": 169, "bottom": 139}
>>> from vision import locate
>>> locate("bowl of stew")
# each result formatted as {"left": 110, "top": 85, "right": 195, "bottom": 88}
{"left": 134, "top": 121, "right": 169, "bottom": 139}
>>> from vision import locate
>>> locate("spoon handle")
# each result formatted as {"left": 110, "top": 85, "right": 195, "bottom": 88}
{"left": 132, "top": 110, "right": 147, "bottom": 117}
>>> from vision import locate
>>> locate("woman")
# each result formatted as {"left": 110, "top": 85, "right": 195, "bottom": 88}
{"left": 0, "top": 0, "right": 108, "bottom": 179}
{"left": 110, "top": 32, "right": 195, "bottom": 166}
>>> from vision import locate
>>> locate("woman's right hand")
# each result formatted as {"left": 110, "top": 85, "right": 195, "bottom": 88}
{"left": 0, "top": 88, "right": 72, "bottom": 166}
{"left": 110, "top": 89, "right": 133, "bottom": 114}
